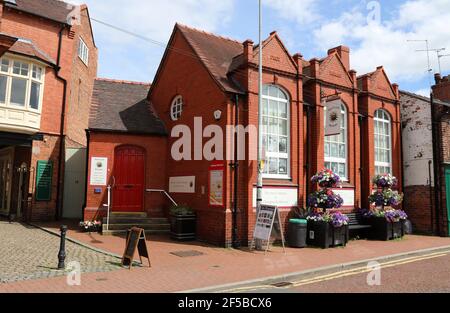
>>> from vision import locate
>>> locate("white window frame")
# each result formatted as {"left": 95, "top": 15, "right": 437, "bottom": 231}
{"left": 0, "top": 55, "right": 45, "bottom": 113}
{"left": 261, "top": 85, "right": 291, "bottom": 180}
{"left": 78, "top": 38, "right": 89, "bottom": 66}
{"left": 374, "top": 109, "right": 392, "bottom": 175}
{"left": 170, "top": 95, "right": 183, "bottom": 121}
{"left": 324, "top": 104, "right": 348, "bottom": 181}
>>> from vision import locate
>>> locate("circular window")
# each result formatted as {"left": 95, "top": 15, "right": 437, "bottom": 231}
{"left": 170, "top": 95, "right": 183, "bottom": 121}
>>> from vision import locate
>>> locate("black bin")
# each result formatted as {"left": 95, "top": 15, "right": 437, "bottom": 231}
{"left": 288, "top": 219, "right": 308, "bottom": 248}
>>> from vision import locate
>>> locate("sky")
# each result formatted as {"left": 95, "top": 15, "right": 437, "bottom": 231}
{"left": 69, "top": 0, "right": 450, "bottom": 96}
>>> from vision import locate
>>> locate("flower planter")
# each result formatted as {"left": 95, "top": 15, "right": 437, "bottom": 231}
{"left": 170, "top": 214, "right": 196, "bottom": 241}
{"left": 307, "top": 221, "right": 349, "bottom": 249}
{"left": 369, "top": 217, "right": 404, "bottom": 241}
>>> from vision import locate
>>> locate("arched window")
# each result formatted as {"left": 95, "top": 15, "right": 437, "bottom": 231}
{"left": 374, "top": 109, "right": 392, "bottom": 174}
{"left": 261, "top": 85, "right": 290, "bottom": 178}
{"left": 170, "top": 95, "right": 183, "bottom": 121}
{"left": 324, "top": 104, "right": 347, "bottom": 180}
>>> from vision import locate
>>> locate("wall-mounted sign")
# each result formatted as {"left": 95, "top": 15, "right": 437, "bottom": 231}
{"left": 325, "top": 99, "right": 342, "bottom": 136}
{"left": 169, "top": 176, "right": 196, "bottom": 193}
{"left": 90, "top": 157, "right": 108, "bottom": 186}
{"left": 35, "top": 161, "right": 53, "bottom": 201}
{"left": 252, "top": 188, "right": 298, "bottom": 208}
{"left": 209, "top": 162, "right": 225, "bottom": 207}
{"left": 332, "top": 188, "right": 355, "bottom": 207}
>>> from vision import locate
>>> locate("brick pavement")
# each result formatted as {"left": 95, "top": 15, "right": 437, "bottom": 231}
{"left": 1, "top": 220, "right": 450, "bottom": 293}
{"left": 0, "top": 221, "right": 122, "bottom": 284}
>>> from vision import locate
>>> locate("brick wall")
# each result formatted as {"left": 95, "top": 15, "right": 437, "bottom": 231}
{"left": 85, "top": 132, "right": 168, "bottom": 221}
{"left": 66, "top": 6, "right": 98, "bottom": 148}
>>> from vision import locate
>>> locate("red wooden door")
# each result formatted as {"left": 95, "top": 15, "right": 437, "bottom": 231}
{"left": 113, "top": 146, "right": 145, "bottom": 212}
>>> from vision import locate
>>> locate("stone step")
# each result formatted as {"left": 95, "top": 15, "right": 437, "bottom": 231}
{"left": 102, "top": 217, "right": 168, "bottom": 224}
{"left": 102, "top": 229, "right": 170, "bottom": 236}
{"left": 110, "top": 212, "right": 148, "bottom": 218}
{"left": 102, "top": 223, "right": 170, "bottom": 232}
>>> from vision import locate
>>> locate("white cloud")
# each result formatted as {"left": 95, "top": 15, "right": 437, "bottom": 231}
{"left": 263, "top": 0, "right": 320, "bottom": 25}
{"left": 67, "top": 0, "right": 236, "bottom": 81}
{"left": 414, "top": 88, "right": 431, "bottom": 97}
{"left": 312, "top": 0, "right": 450, "bottom": 82}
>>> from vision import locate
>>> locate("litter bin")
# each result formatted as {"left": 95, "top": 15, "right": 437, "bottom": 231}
{"left": 288, "top": 219, "right": 308, "bottom": 248}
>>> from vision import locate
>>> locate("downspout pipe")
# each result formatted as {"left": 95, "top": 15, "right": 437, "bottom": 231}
{"left": 231, "top": 93, "right": 240, "bottom": 248}
{"left": 54, "top": 25, "right": 68, "bottom": 220}
{"left": 431, "top": 93, "right": 441, "bottom": 236}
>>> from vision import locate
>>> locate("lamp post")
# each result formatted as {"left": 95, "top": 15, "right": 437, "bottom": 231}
{"left": 255, "top": 0, "right": 264, "bottom": 250}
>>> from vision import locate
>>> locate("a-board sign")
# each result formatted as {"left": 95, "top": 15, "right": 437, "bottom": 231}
{"left": 253, "top": 205, "right": 286, "bottom": 253}
{"left": 122, "top": 227, "right": 151, "bottom": 269}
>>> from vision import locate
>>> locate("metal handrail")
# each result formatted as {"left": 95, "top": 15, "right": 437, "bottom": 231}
{"left": 102, "top": 185, "right": 112, "bottom": 232}
{"left": 146, "top": 189, "right": 178, "bottom": 206}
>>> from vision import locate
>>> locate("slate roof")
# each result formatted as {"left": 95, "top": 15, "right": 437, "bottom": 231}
{"left": 400, "top": 90, "right": 450, "bottom": 107}
{"left": 89, "top": 79, "right": 167, "bottom": 135}
{"left": 176, "top": 24, "right": 245, "bottom": 94}
{"left": 7, "top": 38, "right": 56, "bottom": 65}
{"left": 4, "top": 0, "right": 75, "bottom": 25}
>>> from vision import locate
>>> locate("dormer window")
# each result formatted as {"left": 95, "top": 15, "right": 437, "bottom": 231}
{"left": 170, "top": 95, "right": 183, "bottom": 121}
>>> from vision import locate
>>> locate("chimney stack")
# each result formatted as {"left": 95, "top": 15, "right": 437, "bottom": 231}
{"left": 328, "top": 45, "right": 350, "bottom": 71}
{"left": 293, "top": 53, "right": 304, "bottom": 75}
{"left": 243, "top": 39, "right": 254, "bottom": 63}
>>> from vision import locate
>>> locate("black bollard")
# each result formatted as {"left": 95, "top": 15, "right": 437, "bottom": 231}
{"left": 58, "top": 225, "right": 68, "bottom": 270}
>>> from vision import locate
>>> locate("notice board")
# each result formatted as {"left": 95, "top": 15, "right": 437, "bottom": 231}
{"left": 35, "top": 161, "right": 53, "bottom": 201}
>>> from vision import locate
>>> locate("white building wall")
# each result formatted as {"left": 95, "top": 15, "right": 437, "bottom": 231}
{"left": 401, "top": 92, "right": 434, "bottom": 187}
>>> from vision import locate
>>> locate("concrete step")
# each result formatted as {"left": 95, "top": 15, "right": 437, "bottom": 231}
{"left": 110, "top": 212, "right": 148, "bottom": 218}
{"left": 102, "top": 217, "right": 168, "bottom": 224}
{"left": 102, "top": 229, "right": 170, "bottom": 236}
{"left": 103, "top": 223, "right": 170, "bottom": 231}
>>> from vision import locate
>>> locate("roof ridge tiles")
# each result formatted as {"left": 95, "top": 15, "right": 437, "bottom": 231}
{"left": 95, "top": 77, "right": 151, "bottom": 86}
{"left": 176, "top": 23, "right": 243, "bottom": 45}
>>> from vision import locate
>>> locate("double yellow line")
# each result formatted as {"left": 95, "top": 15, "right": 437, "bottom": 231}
{"left": 219, "top": 251, "right": 449, "bottom": 293}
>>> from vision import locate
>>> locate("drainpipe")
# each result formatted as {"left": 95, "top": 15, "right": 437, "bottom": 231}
{"left": 431, "top": 93, "right": 442, "bottom": 236}
{"left": 82, "top": 129, "right": 90, "bottom": 220}
{"left": 54, "top": 25, "right": 68, "bottom": 220}
{"left": 304, "top": 102, "right": 312, "bottom": 202}
{"left": 428, "top": 160, "right": 434, "bottom": 233}
{"left": 231, "top": 93, "right": 240, "bottom": 248}
{"left": 358, "top": 113, "right": 366, "bottom": 208}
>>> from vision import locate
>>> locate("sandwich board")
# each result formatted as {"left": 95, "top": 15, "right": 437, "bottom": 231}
{"left": 252, "top": 205, "right": 286, "bottom": 254}
{"left": 122, "top": 227, "right": 151, "bottom": 269}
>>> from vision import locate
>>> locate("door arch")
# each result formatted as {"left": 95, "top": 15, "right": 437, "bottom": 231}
{"left": 113, "top": 145, "right": 145, "bottom": 212}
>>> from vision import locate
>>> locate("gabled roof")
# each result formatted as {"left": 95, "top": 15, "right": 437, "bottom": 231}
{"left": 4, "top": 0, "right": 75, "bottom": 25}
{"left": 89, "top": 79, "right": 167, "bottom": 135}
{"left": 7, "top": 38, "right": 56, "bottom": 65}
{"left": 357, "top": 66, "right": 397, "bottom": 98}
{"left": 174, "top": 24, "right": 245, "bottom": 94}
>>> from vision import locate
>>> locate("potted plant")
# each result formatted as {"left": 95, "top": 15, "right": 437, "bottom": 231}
{"left": 365, "top": 174, "right": 407, "bottom": 241}
{"left": 79, "top": 220, "right": 102, "bottom": 233}
{"left": 306, "top": 169, "right": 348, "bottom": 249}
{"left": 170, "top": 205, "right": 196, "bottom": 241}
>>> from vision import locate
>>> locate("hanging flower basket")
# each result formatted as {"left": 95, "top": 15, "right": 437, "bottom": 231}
{"left": 311, "top": 169, "right": 342, "bottom": 188}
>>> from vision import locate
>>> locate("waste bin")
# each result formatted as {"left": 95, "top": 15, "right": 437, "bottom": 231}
{"left": 288, "top": 219, "right": 308, "bottom": 248}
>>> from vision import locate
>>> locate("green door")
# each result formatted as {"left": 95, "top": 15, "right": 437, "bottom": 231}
{"left": 445, "top": 166, "right": 450, "bottom": 236}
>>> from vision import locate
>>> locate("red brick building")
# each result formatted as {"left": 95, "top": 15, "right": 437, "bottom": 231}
{"left": 86, "top": 24, "right": 402, "bottom": 246}
{"left": 0, "top": 0, "right": 97, "bottom": 221}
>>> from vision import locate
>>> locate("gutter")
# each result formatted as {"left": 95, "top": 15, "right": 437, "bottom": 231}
{"left": 54, "top": 25, "right": 69, "bottom": 220}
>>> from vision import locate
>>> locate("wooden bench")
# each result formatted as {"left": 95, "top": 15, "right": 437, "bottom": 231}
{"left": 346, "top": 213, "right": 372, "bottom": 238}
